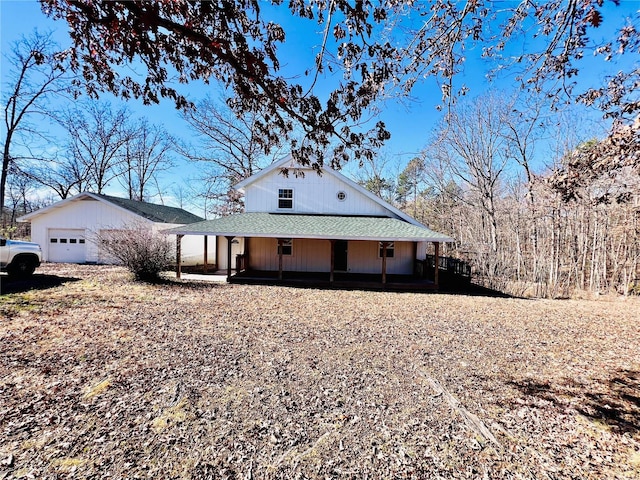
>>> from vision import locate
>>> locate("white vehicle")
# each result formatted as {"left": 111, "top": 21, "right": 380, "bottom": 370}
{"left": 0, "top": 237, "right": 42, "bottom": 278}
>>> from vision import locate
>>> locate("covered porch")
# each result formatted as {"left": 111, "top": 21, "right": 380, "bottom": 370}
{"left": 166, "top": 212, "right": 455, "bottom": 291}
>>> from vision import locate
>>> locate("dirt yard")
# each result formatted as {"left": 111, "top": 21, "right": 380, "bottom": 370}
{"left": 1, "top": 264, "right": 639, "bottom": 479}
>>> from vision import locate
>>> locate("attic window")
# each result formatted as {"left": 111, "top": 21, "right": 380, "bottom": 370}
{"left": 278, "top": 188, "right": 293, "bottom": 209}
{"left": 337, "top": 191, "right": 346, "bottom": 201}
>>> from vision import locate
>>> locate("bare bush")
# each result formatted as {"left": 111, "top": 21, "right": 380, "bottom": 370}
{"left": 93, "top": 224, "right": 172, "bottom": 281}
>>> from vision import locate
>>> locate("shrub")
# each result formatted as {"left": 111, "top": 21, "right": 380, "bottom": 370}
{"left": 94, "top": 224, "right": 173, "bottom": 282}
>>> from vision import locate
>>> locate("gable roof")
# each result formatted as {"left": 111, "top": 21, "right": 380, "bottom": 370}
{"left": 93, "top": 194, "right": 203, "bottom": 224}
{"left": 18, "top": 192, "right": 203, "bottom": 225}
{"left": 235, "top": 155, "right": 426, "bottom": 227}
{"left": 165, "top": 212, "right": 454, "bottom": 243}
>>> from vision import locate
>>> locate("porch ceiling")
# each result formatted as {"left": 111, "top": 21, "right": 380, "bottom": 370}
{"left": 164, "top": 212, "right": 453, "bottom": 242}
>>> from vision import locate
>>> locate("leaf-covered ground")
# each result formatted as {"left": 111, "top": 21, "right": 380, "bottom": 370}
{"left": 1, "top": 264, "right": 639, "bottom": 479}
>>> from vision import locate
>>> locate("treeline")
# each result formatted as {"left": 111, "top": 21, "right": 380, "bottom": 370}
{"left": 417, "top": 173, "right": 639, "bottom": 297}
{"left": 385, "top": 97, "right": 640, "bottom": 298}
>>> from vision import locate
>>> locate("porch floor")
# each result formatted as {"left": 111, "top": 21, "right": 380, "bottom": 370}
{"left": 228, "top": 270, "right": 439, "bottom": 292}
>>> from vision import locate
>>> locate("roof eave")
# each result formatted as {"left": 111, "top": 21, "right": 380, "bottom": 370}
{"left": 17, "top": 192, "right": 102, "bottom": 222}
{"left": 163, "top": 227, "right": 454, "bottom": 243}
{"left": 234, "top": 154, "right": 295, "bottom": 191}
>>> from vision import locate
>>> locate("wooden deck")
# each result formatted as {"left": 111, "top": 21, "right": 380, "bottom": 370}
{"left": 228, "top": 270, "right": 439, "bottom": 292}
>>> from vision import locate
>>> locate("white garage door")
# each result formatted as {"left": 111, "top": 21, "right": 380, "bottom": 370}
{"left": 48, "top": 229, "right": 87, "bottom": 263}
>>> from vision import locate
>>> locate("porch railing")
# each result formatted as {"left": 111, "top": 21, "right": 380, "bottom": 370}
{"left": 417, "top": 255, "right": 471, "bottom": 285}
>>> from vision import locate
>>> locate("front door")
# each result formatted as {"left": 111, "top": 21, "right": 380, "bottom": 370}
{"left": 334, "top": 240, "right": 348, "bottom": 272}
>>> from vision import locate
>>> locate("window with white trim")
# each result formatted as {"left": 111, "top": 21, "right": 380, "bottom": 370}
{"left": 277, "top": 239, "right": 293, "bottom": 256}
{"left": 278, "top": 188, "right": 293, "bottom": 209}
{"left": 378, "top": 241, "right": 395, "bottom": 258}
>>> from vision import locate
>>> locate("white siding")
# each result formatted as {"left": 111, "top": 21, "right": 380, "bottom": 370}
{"left": 246, "top": 238, "right": 415, "bottom": 274}
{"left": 163, "top": 224, "right": 206, "bottom": 266}
{"left": 217, "top": 236, "right": 245, "bottom": 271}
{"left": 31, "top": 198, "right": 145, "bottom": 262}
{"left": 244, "top": 167, "right": 391, "bottom": 216}
{"left": 30, "top": 197, "right": 203, "bottom": 265}
{"left": 416, "top": 241, "right": 428, "bottom": 260}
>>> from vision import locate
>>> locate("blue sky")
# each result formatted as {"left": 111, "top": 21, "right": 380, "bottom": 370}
{"left": 1, "top": 0, "right": 638, "bottom": 207}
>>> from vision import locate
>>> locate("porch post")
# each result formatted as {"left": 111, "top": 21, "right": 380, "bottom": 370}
{"left": 277, "top": 238, "right": 284, "bottom": 280}
{"left": 329, "top": 239, "right": 336, "bottom": 283}
{"left": 412, "top": 241, "right": 418, "bottom": 275}
{"left": 434, "top": 241, "right": 440, "bottom": 288}
{"left": 176, "top": 234, "right": 184, "bottom": 279}
{"left": 215, "top": 236, "right": 219, "bottom": 271}
{"left": 244, "top": 237, "right": 250, "bottom": 271}
{"left": 381, "top": 241, "right": 389, "bottom": 284}
{"left": 226, "top": 236, "right": 234, "bottom": 281}
{"left": 203, "top": 235, "right": 209, "bottom": 273}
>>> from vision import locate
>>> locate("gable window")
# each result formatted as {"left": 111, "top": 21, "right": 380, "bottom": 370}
{"left": 278, "top": 188, "right": 293, "bottom": 209}
{"left": 277, "top": 239, "right": 293, "bottom": 256}
{"left": 378, "top": 242, "right": 395, "bottom": 258}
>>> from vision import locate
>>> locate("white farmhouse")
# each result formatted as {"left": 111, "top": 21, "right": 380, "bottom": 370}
{"left": 167, "top": 155, "right": 455, "bottom": 288}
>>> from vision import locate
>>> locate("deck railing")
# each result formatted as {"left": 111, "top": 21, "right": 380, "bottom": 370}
{"left": 418, "top": 255, "right": 471, "bottom": 285}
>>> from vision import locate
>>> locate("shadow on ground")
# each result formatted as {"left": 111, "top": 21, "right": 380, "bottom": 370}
{"left": 440, "top": 282, "right": 515, "bottom": 298}
{"left": 507, "top": 368, "right": 640, "bottom": 435}
{"left": 0, "top": 273, "right": 80, "bottom": 295}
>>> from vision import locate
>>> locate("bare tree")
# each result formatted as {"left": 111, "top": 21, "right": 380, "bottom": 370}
{"left": 181, "top": 97, "right": 282, "bottom": 180}
{"left": 1, "top": 30, "right": 68, "bottom": 222}
{"left": 501, "top": 95, "right": 548, "bottom": 286}
{"left": 3, "top": 167, "right": 38, "bottom": 235}
{"left": 427, "top": 94, "right": 510, "bottom": 255}
{"left": 59, "top": 101, "right": 134, "bottom": 194}
{"left": 121, "top": 120, "right": 173, "bottom": 201}
{"left": 178, "top": 96, "right": 284, "bottom": 215}
{"left": 21, "top": 151, "right": 90, "bottom": 200}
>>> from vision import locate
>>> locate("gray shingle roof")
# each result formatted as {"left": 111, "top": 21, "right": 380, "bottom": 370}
{"left": 165, "top": 213, "right": 453, "bottom": 242}
{"left": 97, "top": 194, "right": 203, "bottom": 224}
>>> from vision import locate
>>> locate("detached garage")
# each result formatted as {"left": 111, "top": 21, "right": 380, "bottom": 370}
{"left": 18, "top": 192, "right": 205, "bottom": 265}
